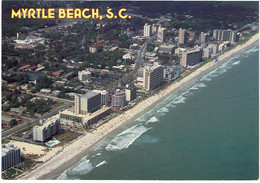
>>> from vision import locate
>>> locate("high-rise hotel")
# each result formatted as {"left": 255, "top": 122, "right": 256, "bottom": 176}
{"left": 143, "top": 62, "right": 164, "bottom": 91}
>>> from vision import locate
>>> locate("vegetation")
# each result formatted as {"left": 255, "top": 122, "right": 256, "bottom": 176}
{"left": 2, "top": 158, "right": 40, "bottom": 180}
{"left": 24, "top": 99, "right": 54, "bottom": 115}
{"left": 55, "top": 130, "right": 82, "bottom": 143}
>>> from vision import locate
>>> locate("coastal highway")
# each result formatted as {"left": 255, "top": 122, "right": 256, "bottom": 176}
{"left": 2, "top": 101, "right": 73, "bottom": 138}
{"left": 105, "top": 40, "right": 148, "bottom": 90}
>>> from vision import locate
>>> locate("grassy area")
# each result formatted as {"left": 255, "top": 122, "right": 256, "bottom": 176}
{"left": 13, "top": 126, "right": 32, "bottom": 137}
{"left": 2, "top": 137, "right": 11, "bottom": 144}
{"left": 2, "top": 158, "right": 40, "bottom": 180}
{"left": 54, "top": 130, "right": 82, "bottom": 143}
{"left": 51, "top": 101, "right": 64, "bottom": 109}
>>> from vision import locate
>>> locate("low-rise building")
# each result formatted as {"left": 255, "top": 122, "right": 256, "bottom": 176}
{"left": 59, "top": 107, "right": 111, "bottom": 129}
{"left": 10, "top": 108, "right": 24, "bottom": 114}
{"left": 2, "top": 117, "right": 17, "bottom": 127}
{"left": 158, "top": 44, "right": 176, "bottom": 54}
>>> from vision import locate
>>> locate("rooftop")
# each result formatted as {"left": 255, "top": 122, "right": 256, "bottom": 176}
{"left": 81, "top": 91, "right": 100, "bottom": 99}
{"left": 34, "top": 115, "right": 59, "bottom": 130}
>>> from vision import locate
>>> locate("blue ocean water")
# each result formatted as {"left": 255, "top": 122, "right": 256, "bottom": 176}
{"left": 56, "top": 41, "right": 259, "bottom": 180}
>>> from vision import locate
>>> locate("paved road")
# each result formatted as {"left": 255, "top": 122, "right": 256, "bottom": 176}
{"left": 2, "top": 102, "right": 73, "bottom": 138}
{"left": 105, "top": 40, "right": 148, "bottom": 90}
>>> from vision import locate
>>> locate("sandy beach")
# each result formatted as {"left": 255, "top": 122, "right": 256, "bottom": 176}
{"left": 20, "top": 33, "right": 259, "bottom": 180}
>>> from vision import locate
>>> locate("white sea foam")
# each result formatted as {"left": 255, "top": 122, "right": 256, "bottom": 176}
{"left": 57, "top": 171, "right": 68, "bottom": 180}
{"left": 105, "top": 124, "right": 150, "bottom": 151}
{"left": 146, "top": 116, "right": 159, "bottom": 124}
{"left": 181, "top": 90, "right": 192, "bottom": 96}
{"left": 232, "top": 61, "right": 240, "bottom": 65}
{"left": 67, "top": 157, "right": 94, "bottom": 176}
{"left": 91, "top": 152, "right": 102, "bottom": 158}
{"left": 171, "top": 96, "right": 186, "bottom": 104}
{"left": 165, "top": 103, "right": 176, "bottom": 108}
{"left": 135, "top": 116, "right": 147, "bottom": 122}
{"left": 96, "top": 161, "right": 107, "bottom": 168}
{"left": 200, "top": 75, "right": 211, "bottom": 81}
{"left": 190, "top": 83, "right": 206, "bottom": 90}
{"left": 157, "top": 107, "right": 169, "bottom": 113}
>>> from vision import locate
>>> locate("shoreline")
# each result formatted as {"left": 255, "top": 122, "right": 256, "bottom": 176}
{"left": 20, "top": 33, "right": 259, "bottom": 180}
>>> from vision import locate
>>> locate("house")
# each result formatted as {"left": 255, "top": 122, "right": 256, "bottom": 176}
{"left": 10, "top": 108, "right": 24, "bottom": 114}
{"left": 89, "top": 43, "right": 103, "bottom": 53}
{"left": 52, "top": 70, "right": 64, "bottom": 77}
{"left": 2, "top": 117, "right": 17, "bottom": 127}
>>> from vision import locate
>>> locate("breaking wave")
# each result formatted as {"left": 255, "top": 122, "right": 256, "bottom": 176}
{"left": 171, "top": 96, "right": 186, "bottom": 104}
{"left": 146, "top": 116, "right": 159, "bottom": 124}
{"left": 157, "top": 107, "right": 169, "bottom": 113}
{"left": 96, "top": 160, "right": 107, "bottom": 168}
{"left": 66, "top": 157, "right": 94, "bottom": 176}
{"left": 190, "top": 83, "right": 206, "bottom": 90}
{"left": 105, "top": 124, "right": 151, "bottom": 151}
{"left": 232, "top": 61, "right": 240, "bottom": 65}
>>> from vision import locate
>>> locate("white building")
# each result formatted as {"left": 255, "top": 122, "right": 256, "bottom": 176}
{"left": 78, "top": 70, "right": 91, "bottom": 83}
{"left": 33, "top": 116, "right": 60, "bottom": 142}
{"left": 143, "top": 62, "right": 164, "bottom": 91}
{"left": 125, "top": 84, "right": 137, "bottom": 102}
{"left": 181, "top": 48, "right": 203, "bottom": 67}
{"left": 2, "top": 144, "right": 21, "bottom": 171}
{"left": 93, "top": 90, "right": 109, "bottom": 105}
{"left": 143, "top": 23, "right": 151, "bottom": 37}
{"left": 75, "top": 92, "right": 101, "bottom": 114}
{"left": 157, "top": 26, "right": 166, "bottom": 42}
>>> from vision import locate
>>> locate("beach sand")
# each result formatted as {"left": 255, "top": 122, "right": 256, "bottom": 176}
{"left": 21, "top": 33, "right": 259, "bottom": 180}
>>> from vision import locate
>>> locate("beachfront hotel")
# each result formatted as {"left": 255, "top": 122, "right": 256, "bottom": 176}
{"left": 213, "top": 29, "right": 239, "bottom": 44}
{"left": 33, "top": 116, "right": 61, "bottom": 142}
{"left": 92, "top": 90, "right": 109, "bottom": 106}
{"left": 75, "top": 91, "right": 101, "bottom": 114}
{"left": 181, "top": 48, "right": 203, "bottom": 67}
{"left": 59, "top": 91, "right": 110, "bottom": 129}
{"left": 111, "top": 89, "right": 126, "bottom": 107}
{"left": 125, "top": 84, "right": 137, "bottom": 102}
{"left": 143, "top": 62, "right": 164, "bottom": 91}
{"left": 2, "top": 144, "right": 21, "bottom": 172}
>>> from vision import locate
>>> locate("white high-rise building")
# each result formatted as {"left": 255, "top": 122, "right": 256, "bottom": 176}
{"left": 33, "top": 116, "right": 60, "bottom": 142}
{"left": 143, "top": 23, "right": 151, "bottom": 37}
{"left": 2, "top": 144, "right": 21, "bottom": 171}
{"left": 74, "top": 92, "right": 101, "bottom": 114}
{"left": 157, "top": 26, "right": 166, "bottom": 42}
{"left": 78, "top": 70, "right": 91, "bottom": 83}
{"left": 181, "top": 48, "right": 203, "bottom": 67}
{"left": 93, "top": 90, "right": 109, "bottom": 105}
{"left": 143, "top": 62, "right": 164, "bottom": 91}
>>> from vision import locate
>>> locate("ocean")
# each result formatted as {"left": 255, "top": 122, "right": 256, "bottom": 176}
{"left": 56, "top": 41, "right": 259, "bottom": 180}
